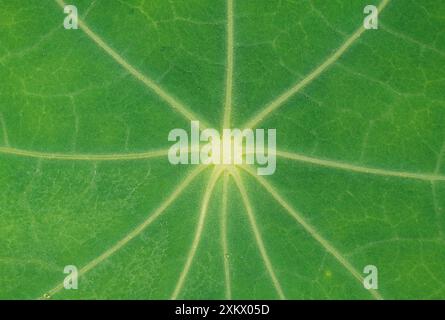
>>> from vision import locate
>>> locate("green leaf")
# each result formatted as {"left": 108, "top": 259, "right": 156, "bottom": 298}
{"left": 1, "top": 0, "right": 444, "bottom": 299}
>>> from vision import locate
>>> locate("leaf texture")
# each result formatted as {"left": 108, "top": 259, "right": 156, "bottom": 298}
{"left": 0, "top": 0, "right": 444, "bottom": 299}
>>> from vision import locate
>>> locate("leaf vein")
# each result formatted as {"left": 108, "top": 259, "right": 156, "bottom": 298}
{"left": 276, "top": 149, "right": 445, "bottom": 182}
{"left": 171, "top": 167, "right": 223, "bottom": 299}
{"left": 39, "top": 165, "right": 206, "bottom": 299}
{"left": 240, "top": 165, "right": 383, "bottom": 300}
{"left": 243, "top": 0, "right": 391, "bottom": 129}
{"left": 54, "top": 0, "right": 210, "bottom": 128}
{"left": 230, "top": 168, "right": 286, "bottom": 299}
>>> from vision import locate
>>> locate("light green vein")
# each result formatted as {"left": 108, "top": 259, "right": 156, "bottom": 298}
{"left": 222, "top": 0, "right": 235, "bottom": 129}
{"left": 230, "top": 168, "right": 286, "bottom": 299}
{"left": 221, "top": 171, "right": 232, "bottom": 299}
{"left": 0, "top": 146, "right": 170, "bottom": 161}
{"left": 39, "top": 165, "right": 206, "bottom": 299}
{"left": 55, "top": 0, "right": 209, "bottom": 128}
{"left": 171, "top": 167, "right": 224, "bottom": 299}
{"left": 243, "top": 0, "right": 391, "bottom": 129}
{"left": 240, "top": 165, "right": 383, "bottom": 300}
{"left": 276, "top": 149, "right": 445, "bottom": 182}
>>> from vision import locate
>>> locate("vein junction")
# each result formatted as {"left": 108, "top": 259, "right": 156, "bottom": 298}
{"left": 10, "top": 0, "right": 438, "bottom": 300}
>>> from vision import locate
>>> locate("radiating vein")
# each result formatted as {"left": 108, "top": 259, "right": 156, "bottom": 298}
{"left": 243, "top": 0, "right": 391, "bottom": 129}
{"left": 171, "top": 168, "right": 223, "bottom": 299}
{"left": 222, "top": 0, "right": 235, "bottom": 129}
{"left": 230, "top": 168, "right": 286, "bottom": 300}
{"left": 40, "top": 165, "right": 206, "bottom": 299}
{"left": 276, "top": 149, "right": 445, "bottom": 182}
{"left": 55, "top": 0, "right": 209, "bottom": 128}
{"left": 0, "top": 146, "right": 171, "bottom": 161}
{"left": 221, "top": 171, "right": 231, "bottom": 299}
{"left": 240, "top": 165, "right": 383, "bottom": 300}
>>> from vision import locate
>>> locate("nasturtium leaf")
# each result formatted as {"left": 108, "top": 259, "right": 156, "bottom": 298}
{"left": 0, "top": 0, "right": 444, "bottom": 300}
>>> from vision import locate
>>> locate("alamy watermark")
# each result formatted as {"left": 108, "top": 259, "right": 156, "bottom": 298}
{"left": 364, "top": 5, "right": 379, "bottom": 30}
{"left": 63, "top": 5, "right": 78, "bottom": 30}
{"left": 63, "top": 265, "right": 78, "bottom": 290}
{"left": 168, "top": 121, "right": 276, "bottom": 175}
{"left": 363, "top": 264, "right": 378, "bottom": 290}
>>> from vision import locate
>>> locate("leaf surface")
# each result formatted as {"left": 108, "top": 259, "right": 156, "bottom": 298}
{"left": 0, "top": 0, "right": 444, "bottom": 299}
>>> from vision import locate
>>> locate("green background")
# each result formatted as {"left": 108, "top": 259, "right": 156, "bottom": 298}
{"left": 0, "top": 0, "right": 444, "bottom": 299}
